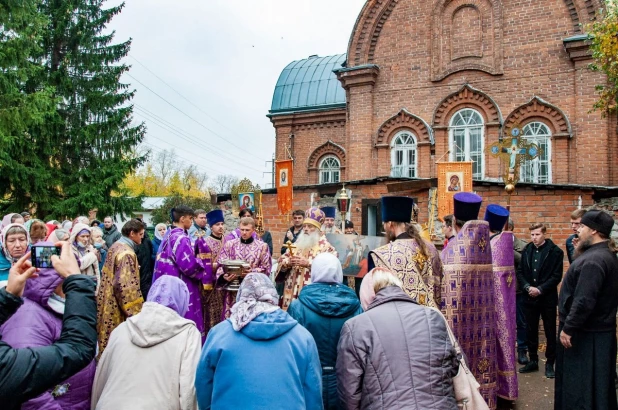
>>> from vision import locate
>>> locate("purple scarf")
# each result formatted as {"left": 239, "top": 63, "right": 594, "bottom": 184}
{"left": 147, "top": 275, "right": 190, "bottom": 316}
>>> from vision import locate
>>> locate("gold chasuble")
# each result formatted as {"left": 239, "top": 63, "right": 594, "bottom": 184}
{"left": 369, "top": 236, "right": 443, "bottom": 308}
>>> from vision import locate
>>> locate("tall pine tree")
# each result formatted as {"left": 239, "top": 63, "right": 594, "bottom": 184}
{"left": 41, "top": 0, "right": 145, "bottom": 218}
{"left": 0, "top": 0, "right": 57, "bottom": 213}
{"left": 34, "top": 0, "right": 145, "bottom": 219}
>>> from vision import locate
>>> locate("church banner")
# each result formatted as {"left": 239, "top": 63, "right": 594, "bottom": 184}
{"left": 437, "top": 161, "right": 473, "bottom": 219}
{"left": 275, "top": 159, "right": 293, "bottom": 215}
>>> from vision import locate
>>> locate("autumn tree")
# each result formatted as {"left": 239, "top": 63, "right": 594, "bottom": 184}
{"left": 210, "top": 174, "right": 239, "bottom": 194}
{"left": 588, "top": 0, "right": 618, "bottom": 114}
{"left": 123, "top": 148, "right": 210, "bottom": 197}
{"left": 150, "top": 194, "right": 213, "bottom": 225}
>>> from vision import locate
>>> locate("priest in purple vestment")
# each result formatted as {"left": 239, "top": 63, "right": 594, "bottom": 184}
{"left": 224, "top": 208, "right": 259, "bottom": 243}
{"left": 485, "top": 204, "right": 518, "bottom": 401}
{"left": 441, "top": 192, "right": 498, "bottom": 409}
{"left": 153, "top": 205, "right": 213, "bottom": 341}
{"left": 216, "top": 217, "right": 271, "bottom": 320}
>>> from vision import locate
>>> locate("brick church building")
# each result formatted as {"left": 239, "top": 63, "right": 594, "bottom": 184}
{"left": 261, "top": 0, "right": 618, "bottom": 257}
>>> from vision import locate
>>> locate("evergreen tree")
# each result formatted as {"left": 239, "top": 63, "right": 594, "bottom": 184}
{"left": 36, "top": 0, "right": 145, "bottom": 219}
{"left": 0, "top": 0, "right": 57, "bottom": 213}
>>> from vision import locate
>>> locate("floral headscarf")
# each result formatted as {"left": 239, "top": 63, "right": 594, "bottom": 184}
{"left": 147, "top": 276, "right": 190, "bottom": 316}
{"left": 229, "top": 273, "right": 279, "bottom": 331}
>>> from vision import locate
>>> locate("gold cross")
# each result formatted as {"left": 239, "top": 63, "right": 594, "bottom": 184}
{"left": 487, "top": 134, "right": 541, "bottom": 185}
{"left": 506, "top": 273, "right": 513, "bottom": 288}
{"left": 195, "top": 230, "right": 207, "bottom": 239}
{"left": 411, "top": 250, "right": 428, "bottom": 267}
{"left": 283, "top": 240, "right": 297, "bottom": 257}
{"left": 478, "top": 236, "right": 487, "bottom": 253}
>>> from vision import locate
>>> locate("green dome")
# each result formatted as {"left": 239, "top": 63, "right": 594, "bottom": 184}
{"left": 270, "top": 54, "right": 346, "bottom": 114}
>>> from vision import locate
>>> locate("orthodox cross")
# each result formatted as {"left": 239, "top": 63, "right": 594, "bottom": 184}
{"left": 283, "top": 240, "right": 297, "bottom": 257}
{"left": 487, "top": 131, "right": 541, "bottom": 186}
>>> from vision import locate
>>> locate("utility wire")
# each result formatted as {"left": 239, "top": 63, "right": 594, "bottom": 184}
{"left": 128, "top": 54, "right": 256, "bottom": 148}
{"left": 126, "top": 72, "right": 258, "bottom": 155}
{"left": 134, "top": 105, "right": 262, "bottom": 170}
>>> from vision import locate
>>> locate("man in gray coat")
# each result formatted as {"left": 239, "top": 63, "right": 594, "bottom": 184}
{"left": 336, "top": 269, "right": 459, "bottom": 410}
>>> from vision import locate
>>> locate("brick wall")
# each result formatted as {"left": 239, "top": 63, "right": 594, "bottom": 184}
{"left": 269, "top": 0, "right": 612, "bottom": 187}
{"left": 261, "top": 182, "right": 611, "bottom": 266}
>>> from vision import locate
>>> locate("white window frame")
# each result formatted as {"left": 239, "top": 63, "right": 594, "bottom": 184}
{"left": 318, "top": 155, "right": 340, "bottom": 184}
{"left": 390, "top": 131, "right": 418, "bottom": 178}
{"left": 520, "top": 122, "right": 552, "bottom": 184}
{"left": 448, "top": 108, "right": 485, "bottom": 179}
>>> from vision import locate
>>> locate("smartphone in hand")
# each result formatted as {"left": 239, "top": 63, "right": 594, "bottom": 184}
{"left": 31, "top": 245, "right": 60, "bottom": 269}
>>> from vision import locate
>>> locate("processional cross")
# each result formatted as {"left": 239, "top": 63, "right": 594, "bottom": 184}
{"left": 487, "top": 127, "right": 542, "bottom": 207}
{"left": 283, "top": 240, "right": 297, "bottom": 257}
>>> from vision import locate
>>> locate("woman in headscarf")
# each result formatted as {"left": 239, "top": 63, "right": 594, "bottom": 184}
{"left": 69, "top": 223, "right": 100, "bottom": 290}
{"left": 92, "top": 276, "right": 201, "bottom": 410}
{"left": 152, "top": 223, "right": 167, "bottom": 259}
{"left": 0, "top": 241, "right": 96, "bottom": 409}
{"left": 196, "top": 272, "right": 322, "bottom": 410}
{"left": 90, "top": 226, "right": 108, "bottom": 272}
{"left": 0, "top": 223, "right": 30, "bottom": 287}
{"left": 287, "top": 253, "right": 363, "bottom": 410}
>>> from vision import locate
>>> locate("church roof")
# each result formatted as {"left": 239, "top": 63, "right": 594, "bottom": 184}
{"left": 269, "top": 53, "right": 346, "bottom": 115}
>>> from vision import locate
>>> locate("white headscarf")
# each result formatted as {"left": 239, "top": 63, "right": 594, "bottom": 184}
{"left": 1, "top": 223, "right": 30, "bottom": 262}
{"left": 154, "top": 223, "right": 167, "bottom": 241}
{"left": 229, "top": 272, "right": 279, "bottom": 331}
{"left": 310, "top": 253, "right": 343, "bottom": 284}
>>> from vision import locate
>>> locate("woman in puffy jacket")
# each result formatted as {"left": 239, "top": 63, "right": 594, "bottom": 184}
{"left": 0, "top": 242, "right": 96, "bottom": 410}
{"left": 288, "top": 253, "right": 363, "bottom": 410}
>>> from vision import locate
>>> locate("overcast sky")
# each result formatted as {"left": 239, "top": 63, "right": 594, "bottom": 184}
{"left": 106, "top": 0, "right": 365, "bottom": 188}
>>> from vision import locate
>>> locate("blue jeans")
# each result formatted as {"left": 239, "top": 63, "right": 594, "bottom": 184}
{"left": 516, "top": 292, "right": 528, "bottom": 352}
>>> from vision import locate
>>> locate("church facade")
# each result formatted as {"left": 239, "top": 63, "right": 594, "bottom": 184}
{"left": 262, "top": 0, "right": 618, "bottom": 257}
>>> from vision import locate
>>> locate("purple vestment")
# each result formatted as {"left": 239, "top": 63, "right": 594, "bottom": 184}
{"left": 223, "top": 228, "right": 258, "bottom": 243}
{"left": 490, "top": 232, "right": 518, "bottom": 400}
{"left": 216, "top": 237, "right": 271, "bottom": 321}
{"left": 153, "top": 227, "right": 213, "bottom": 340}
{"left": 441, "top": 220, "right": 498, "bottom": 409}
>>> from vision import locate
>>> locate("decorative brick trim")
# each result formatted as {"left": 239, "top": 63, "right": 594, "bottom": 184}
{"left": 307, "top": 140, "right": 347, "bottom": 169}
{"left": 563, "top": 0, "right": 582, "bottom": 33}
{"left": 335, "top": 65, "right": 380, "bottom": 89}
{"left": 375, "top": 109, "right": 434, "bottom": 146}
{"left": 432, "top": 84, "right": 503, "bottom": 127}
{"left": 347, "top": 0, "right": 399, "bottom": 66}
{"left": 504, "top": 97, "right": 573, "bottom": 139}
{"left": 431, "top": 0, "right": 504, "bottom": 81}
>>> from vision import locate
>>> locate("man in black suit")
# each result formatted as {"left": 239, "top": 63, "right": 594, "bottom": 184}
{"left": 516, "top": 222, "right": 564, "bottom": 378}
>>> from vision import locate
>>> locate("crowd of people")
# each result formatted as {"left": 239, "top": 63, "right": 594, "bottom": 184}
{"left": 0, "top": 195, "right": 616, "bottom": 410}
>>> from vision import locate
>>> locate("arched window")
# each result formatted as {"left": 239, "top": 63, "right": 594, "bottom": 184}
{"left": 319, "top": 156, "right": 340, "bottom": 184}
{"left": 449, "top": 108, "right": 484, "bottom": 179}
{"left": 521, "top": 122, "right": 551, "bottom": 183}
{"left": 390, "top": 131, "right": 417, "bottom": 178}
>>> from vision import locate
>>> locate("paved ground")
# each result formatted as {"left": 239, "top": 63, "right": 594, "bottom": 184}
{"left": 497, "top": 357, "right": 555, "bottom": 409}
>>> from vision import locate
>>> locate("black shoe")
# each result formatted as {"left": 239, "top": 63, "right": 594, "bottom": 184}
{"left": 519, "top": 361, "right": 539, "bottom": 373}
{"left": 518, "top": 351, "right": 529, "bottom": 365}
{"left": 545, "top": 363, "right": 555, "bottom": 379}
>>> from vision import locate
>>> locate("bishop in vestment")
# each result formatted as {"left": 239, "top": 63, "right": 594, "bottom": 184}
{"left": 200, "top": 209, "right": 226, "bottom": 332}
{"left": 216, "top": 217, "right": 271, "bottom": 320}
{"left": 441, "top": 192, "right": 498, "bottom": 409}
{"left": 369, "top": 196, "right": 443, "bottom": 308}
{"left": 277, "top": 207, "right": 338, "bottom": 310}
{"left": 153, "top": 206, "right": 213, "bottom": 340}
{"left": 485, "top": 204, "right": 518, "bottom": 401}
{"left": 96, "top": 219, "right": 145, "bottom": 358}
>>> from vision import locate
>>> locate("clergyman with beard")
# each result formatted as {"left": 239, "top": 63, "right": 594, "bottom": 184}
{"left": 555, "top": 209, "right": 618, "bottom": 410}
{"left": 276, "top": 207, "right": 338, "bottom": 310}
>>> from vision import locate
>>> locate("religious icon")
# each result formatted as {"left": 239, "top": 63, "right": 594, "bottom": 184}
{"left": 238, "top": 192, "right": 255, "bottom": 212}
{"left": 445, "top": 172, "right": 463, "bottom": 192}
{"left": 279, "top": 169, "right": 288, "bottom": 187}
{"left": 326, "top": 233, "right": 386, "bottom": 278}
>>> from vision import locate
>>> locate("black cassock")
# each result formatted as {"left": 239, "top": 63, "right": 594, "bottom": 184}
{"left": 555, "top": 324, "right": 617, "bottom": 410}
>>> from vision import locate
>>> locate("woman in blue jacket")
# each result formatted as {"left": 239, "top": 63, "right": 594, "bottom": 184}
{"left": 288, "top": 253, "right": 363, "bottom": 410}
{"left": 196, "top": 272, "right": 323, "bottom": 410}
